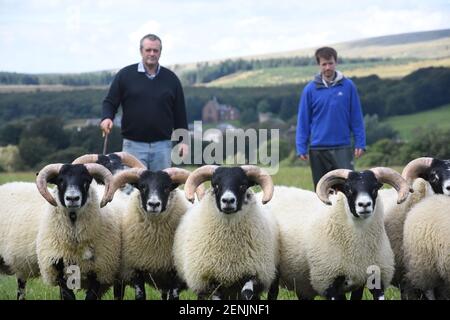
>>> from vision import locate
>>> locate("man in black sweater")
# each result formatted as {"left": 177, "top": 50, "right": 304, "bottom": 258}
{"left": 101, "top": 34, "right": 188, "bottom": 171}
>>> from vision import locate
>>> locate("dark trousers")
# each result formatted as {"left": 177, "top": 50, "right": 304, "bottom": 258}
{"left": 309, "top": 147, "right": 354, "bottom": 190}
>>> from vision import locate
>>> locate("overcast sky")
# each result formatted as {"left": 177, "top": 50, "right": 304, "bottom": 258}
{"left": 1, "top": 0, "right": 450, "bottom": 73}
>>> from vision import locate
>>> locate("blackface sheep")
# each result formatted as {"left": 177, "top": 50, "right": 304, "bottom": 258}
{"left": 107, "top": 167, "right": 197, "bottom": 300}
{"left": 272, "top": 168, "right": 409, "bottom": 300}
{"left": 35, "top": 163, "right": 120, "bottom": 300}
{"left": 173, "top": 165, "right": 279, "bottom": 300}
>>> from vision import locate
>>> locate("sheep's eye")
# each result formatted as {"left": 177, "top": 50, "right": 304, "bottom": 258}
{"left": 239, "top": 184, "right": 247, "bottom": 191}
{"left": 164, "top": 187, "right": 171, "bottom": 194}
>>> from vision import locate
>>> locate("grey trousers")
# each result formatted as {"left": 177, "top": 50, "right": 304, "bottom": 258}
{"left": 309, "top": 147, "right": 354, "bottom": 190}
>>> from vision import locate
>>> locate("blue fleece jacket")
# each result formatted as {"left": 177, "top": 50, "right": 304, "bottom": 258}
{"left": 296, "top": 74, "right": 366, "bottom": 156}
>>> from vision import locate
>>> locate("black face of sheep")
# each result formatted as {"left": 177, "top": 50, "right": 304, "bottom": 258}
{"left": 317, "top": 167, "right": 410, "bottom": 219}
{"left": 97, "top": 154, "right": 124, "bottom": 175}
{"left": 419, "top": 159, "right": 450, "bottom": 196}
{"left": 36, "top": 163, "right": 114, "bottom": 210}
{"left": 46, "top": 164, "right": 95, "bottom": 209}
{"left": 340, "top": 171, "right": 383, "bottom": 219}
{"left": 211, "top": 167, "right": 256, "bottom": 214}
{"left": 131, "top": 171, "right": 179, "bottom": 214}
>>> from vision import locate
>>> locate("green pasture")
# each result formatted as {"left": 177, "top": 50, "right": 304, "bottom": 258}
{"left": 383, "top": 104, "right": 450, "bottom": 140}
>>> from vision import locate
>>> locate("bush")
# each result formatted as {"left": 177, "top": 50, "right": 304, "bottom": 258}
{"left": 19, "top": 137, "right": 56, "bottom": 169}
{"left": 0, "top": 145, "right": 25, "bottom": 172}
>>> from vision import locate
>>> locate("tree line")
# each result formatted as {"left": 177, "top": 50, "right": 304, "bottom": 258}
{"left": 1, "top": 67, "right": 448, "bottom": 127}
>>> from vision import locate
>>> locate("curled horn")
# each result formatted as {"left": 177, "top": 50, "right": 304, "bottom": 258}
{"left": 83, "top": 163, "right": 115, "bottom": 208}
{"left": 401, "top": 157, "right": 434, "bottom": 185}
{"left": 316, "top": 169, "right": 352, "bottom": 205}
{"left": 184, "top": 165, "right": 218, "bottom": 203}
{"left": 241, "top": 165, "right": 274, "bottom": 204}
{"left": 108, "top": 168, "right": 146, "bottom": 198}
{"left": 114, "top": 152, "right": 146, "bottom": 169}
{"left": 36, "top": 163, "right": 64, "bottom": 206}
{"left": 370, "top": 167, "right": 410, "bottom": 204}
{"left": 71, "top": 154, "right": 99, "bottom": 165}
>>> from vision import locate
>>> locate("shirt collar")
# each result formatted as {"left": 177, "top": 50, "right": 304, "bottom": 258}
{"left": 138, "top": 61, "right": 161, "bottom": 80}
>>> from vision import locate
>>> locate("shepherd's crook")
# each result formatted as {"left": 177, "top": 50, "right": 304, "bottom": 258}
{"left": 102, "top": 132, "right": 109, "bottom": 155}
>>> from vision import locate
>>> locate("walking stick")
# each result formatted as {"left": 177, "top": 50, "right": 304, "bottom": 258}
{"left": 102, "top": 132, "right": 109, "bottom": 155}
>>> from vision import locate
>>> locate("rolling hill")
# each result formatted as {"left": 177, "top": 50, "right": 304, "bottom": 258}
{"left": 175, "top": 28, "right": 450, "bottom": 87}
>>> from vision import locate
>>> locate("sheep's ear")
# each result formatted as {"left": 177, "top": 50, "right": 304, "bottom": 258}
{"left": 47, "top": 176, "right": 59, "bottom": 185}
{"left": 130, "top": 182, "right": 139, "bottom": 189}
{"left": 332, "top": 184, "right": 345, "bottom": 193}
{"left": 248, "top": 180, "right": 257, "bottom": 188}
{"left": 93, "top": 177, "right": 105, "bottom": 185}
{"left": 170, "top": 183, "right": 180, "bottom": 191}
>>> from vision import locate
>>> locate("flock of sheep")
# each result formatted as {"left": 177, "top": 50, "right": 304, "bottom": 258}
{"left": 0, "top": 152, "right": 448, "bottom": 300}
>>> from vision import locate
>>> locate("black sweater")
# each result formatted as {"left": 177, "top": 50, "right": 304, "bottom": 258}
{"left": 102, "top": 64, "right": 188, "bottom": 143}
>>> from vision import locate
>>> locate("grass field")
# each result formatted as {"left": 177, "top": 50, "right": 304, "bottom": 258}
{"left": 383, "top": 104, "right": 450, "bottom": 139}
{"left": 0, "top": 166, "right": 401, "bottom": 300}
{"left": 203, "top": 57, "right": 450, "bottom": 88}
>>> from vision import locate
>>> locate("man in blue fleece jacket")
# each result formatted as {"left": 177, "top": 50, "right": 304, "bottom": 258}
{"left": 296, "top": 47, "right": 366, "bottom": 188}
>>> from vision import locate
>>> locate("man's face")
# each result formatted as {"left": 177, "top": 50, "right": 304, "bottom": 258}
{"left": 318, "top": 56, "right": 336, "bottom": 80}
{"left": 140, "top": 39, "right": 162, "bottom": 66}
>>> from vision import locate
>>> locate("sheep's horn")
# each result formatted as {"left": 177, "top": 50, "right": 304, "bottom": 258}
{"left": 184, "top": 165, "right": 218, "bottom": 203}
{"left": 241, "top": 165, "right": 274, "bottom": 204}
{"left": 36, "top": 163, "right": 64, "bottom": 206}
{"left": 401, "top": 157, "right": 434, "bottom": 186}
{"left": 114, "top": 152, "right": 146, "bottom": 169}
{"left": 108, "top": 168, "right": 146, "bottom": 199}
{"left": 71, "top": 154, "right": 99, "bottom": 165}
{"left": 316, "top": 169, "right": 352, "bottom": 205}
{"left": 84, "top": 163, "right": 115, "bottom": 208}
{"left": 371, "top": 167, "right": 410, "bottom": 204}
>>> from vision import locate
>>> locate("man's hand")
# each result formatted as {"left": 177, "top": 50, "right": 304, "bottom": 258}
{"left": 178, "top": 143, "right": 189, "bottom": 158}
{"left": 100, "top": 118, "right": 113, "bottom": 136}
{"left": 354, "top": 148, "right": 365, "bottom": 159}
{"left": 299, "top": 154, "right": 308, "bottom": 161}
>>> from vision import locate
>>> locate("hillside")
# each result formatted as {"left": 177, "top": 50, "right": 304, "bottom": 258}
{"left": 204, "top": 57, "right": 450, "bottom": 87}
{"left": 383, "top": 104, "right": 450, "bottom": 139}
{"left": 172, "top": 28, "right": 450, "bottom": 74}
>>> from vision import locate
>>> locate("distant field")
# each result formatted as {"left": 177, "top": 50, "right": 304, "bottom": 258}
{"left": 383, "top": 104, "right": 450, "bottom": 139}
{"left": 204, "top": 57, "right": 450, "bottom": 87}
{"left": 0, "top": 165, "right": 402, "bottom": 300}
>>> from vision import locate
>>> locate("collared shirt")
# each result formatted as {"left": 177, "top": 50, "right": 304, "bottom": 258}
{"left": 137, "top": 61, "right": 161, "bottom": 80}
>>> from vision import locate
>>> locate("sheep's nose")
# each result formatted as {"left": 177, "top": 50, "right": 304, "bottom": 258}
{"left": 357, "top": 201, "right": 372, "bottom": 208}
{"left": 221, "top": 197, "right": 235, "bottom": 205}
{"left": 147, "top": 201, "right": 161, "bottom": 208}
{"left": 66, "top": 195, "right": 80, "bottom": 202}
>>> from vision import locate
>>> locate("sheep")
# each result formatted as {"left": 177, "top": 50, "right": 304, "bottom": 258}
{"left": 0, "top": 182, "right": 46, "bottom": 300}
{"left": 173, "top": 165, "right": 279, "bottom": 300}
{"left": 382, "top": 157, "right": 450, "bottom": 298}
{"left": 256, "top": 185, "right": 324, "bottom": 299}
{"left": 271, "top": 168, "right": 409, "bottom": 300}
{"left": 35, "top": 163, "right": 121, "bottom": 300}
{"left": 0, "top": 154, "right": 141, "bottom": 300}
{"left": 403, "top": 194, "right": 450, "bottom": 300}
{"left": 72, "top": 151, "right": 146, "bottom": 196}
{"left": 106, "top": 167, "right": 200, "bottom": 300}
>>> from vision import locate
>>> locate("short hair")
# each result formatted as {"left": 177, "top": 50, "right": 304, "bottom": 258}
{"left": 315, "top": 47, "right": 337, "bottom": 64}
{"left": 140, "top": 34, "right": 162, "bottom": 50}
